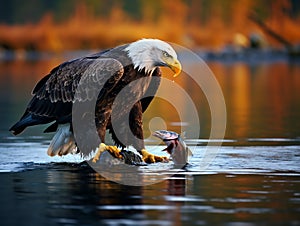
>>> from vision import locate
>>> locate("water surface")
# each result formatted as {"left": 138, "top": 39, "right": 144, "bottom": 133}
{"left": 0, "top": 51, "right": 300, "bottom": 225}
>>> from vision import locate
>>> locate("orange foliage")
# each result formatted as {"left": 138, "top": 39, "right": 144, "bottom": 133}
{"left": 0, "top": 0, "right": 299, "bottom": 52}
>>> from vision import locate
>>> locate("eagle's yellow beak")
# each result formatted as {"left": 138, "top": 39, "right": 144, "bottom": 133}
{"left": 168, "top": 59, "right": 182, "bottom": 77}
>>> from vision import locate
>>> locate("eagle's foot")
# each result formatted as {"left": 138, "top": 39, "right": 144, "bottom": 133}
{"left": 92, "top": 143, "right": 123, "bottom": 163}
{"left": 141, "top": 149, "right": 169, "bottom": 163}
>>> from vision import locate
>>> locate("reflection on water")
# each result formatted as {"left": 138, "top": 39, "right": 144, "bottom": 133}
{"left": 214, "top": 62, "right": 300, "bottom": 140}
{"left": 1, "top": 163, "right": 299, "bottom": 226}
{"left": 0, "top": 52, "right": 300, "bottom": 225}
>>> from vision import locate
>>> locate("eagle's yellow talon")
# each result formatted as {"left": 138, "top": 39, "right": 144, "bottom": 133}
{"left": 141, "top": 149, "right": 169, "bottom": 163}
{"left": 92, "top": 143, "right": 107, "bottom": 163}
{"left": 106, "top": 145, "right": 123, "bottom": 159}
{"left": 92, "top": 143, "right": 123, "bottom": 163}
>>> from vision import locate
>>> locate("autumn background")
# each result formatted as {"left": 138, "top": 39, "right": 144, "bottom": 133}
{"left": 1, "top": 0, "right": 300, "bottom": 140}
{"left": 0, "top": 0, "right": 299, "bottom": 52}
{"left": 0, "top": 2, "right": 300, "bottom": 225}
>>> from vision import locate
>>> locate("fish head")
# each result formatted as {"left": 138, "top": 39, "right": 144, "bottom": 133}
{"left": 153, "top": 130, "right": 192, "bottom": 165}
{"left": 153, "top": 130, "right": 179, "bottom": 141}
{"left": 153, "top": 130, "right": 179, "bottom": 155}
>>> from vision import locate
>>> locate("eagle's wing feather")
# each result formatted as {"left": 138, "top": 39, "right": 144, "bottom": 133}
{"left": 141, "top": 68, "right": 161, "bottom": 112}
{"left": 31, "top": 58, "right": 123, "bottom": 116}
{"left": 106, "top": 69, "right": 161, "bottom": 150}
{"left": 10, "top": 57, "right": 124, "bottom": 135}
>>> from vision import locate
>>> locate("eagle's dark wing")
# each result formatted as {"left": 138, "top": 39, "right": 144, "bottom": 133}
{"left": 107, "top": 68, "right": 161, "bottom": 150}
{"left": 9, "top": 57, "right": 124, "bottom": 135}
{"left": 130, "top": 69, "right": 161, "bottom": 150}
{"left": 141, "top": 68, "right": 161, "bottom": 112}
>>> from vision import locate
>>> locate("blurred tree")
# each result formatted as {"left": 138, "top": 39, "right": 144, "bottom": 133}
{"left": 160, "top": 0, "right": 187, "bottom": 26}
{"left": 123, "top": 0, "right": 142, "bottom": 20}
{"left": 1, "top": 0, "right": 299, "bottom": 25}
{"left": 291, "top": 0, "right": 300, "bottom": 18}
{"left": 109, "top": 1, "right": 129, "bottom": 23}
{"left": 0, "top": 0, "right": 44, "bottom": 23}
{"left": 188, "top": 0, "right": 202, "bottom": 24}
{"left": 231, "top": 0, "right": 253, "bottom": 30}
{"left": 141, "top": 0, "right": 161, "bottom": 23}
{"left": 0, "top": 0, "right": 299, "bottom": 50}
{"left": 52, "top": 0, "right": 76, "bottom": 22}
{"left": 159, "top": 0, "right": 188, "bottom": 41}
{"left": 270, "top": 0, "right": 291, "bottom": 27}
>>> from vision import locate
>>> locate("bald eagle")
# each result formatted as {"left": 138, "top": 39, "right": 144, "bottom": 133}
{"left": 9, "top": 39, "right": 181, "bottom": 163}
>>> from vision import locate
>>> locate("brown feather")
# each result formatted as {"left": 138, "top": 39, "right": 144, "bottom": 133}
{"left": 10, "top": 44, "right": 161, "bottom": 155}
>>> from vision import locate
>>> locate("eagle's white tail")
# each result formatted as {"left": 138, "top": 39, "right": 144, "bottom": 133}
{"left": 47, "top": 124, "right": 77, "bottom": 156}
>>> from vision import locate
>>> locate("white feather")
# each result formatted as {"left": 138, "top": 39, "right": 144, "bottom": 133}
{"left": 125, "top": 38, "right": 177, "bottom": 74}
{"left": 47, "top": 124, "right": 77, "bottom": 156}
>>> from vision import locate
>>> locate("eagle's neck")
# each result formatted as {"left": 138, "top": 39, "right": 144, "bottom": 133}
{"left": 125, "top": 43, "right": 156, "bottom": 75}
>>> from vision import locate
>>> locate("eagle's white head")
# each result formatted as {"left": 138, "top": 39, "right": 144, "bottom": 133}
{"left": 125, "top": 39, "right": 182, "bottom": 77}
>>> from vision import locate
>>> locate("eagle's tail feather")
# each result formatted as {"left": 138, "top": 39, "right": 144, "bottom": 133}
{"left": 47, "top": 124, "right": 77, "bottom": 156}
{"left": 10, "top": 113, "right": 53, "bottom": 135}
{"left": 9, "top": 114, "right": 40, "bottom": 135}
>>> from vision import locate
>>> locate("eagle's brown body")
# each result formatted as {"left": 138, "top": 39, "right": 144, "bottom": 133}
{"left": 9, "top": 39, "right": 181, "bottom": 161}
{"left": 10, "top": 44, "right": 161, "bottom": 154}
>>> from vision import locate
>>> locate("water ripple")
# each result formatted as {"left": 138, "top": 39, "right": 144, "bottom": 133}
{"left": 0, "top": 139, "right": 300, "bottom": 175}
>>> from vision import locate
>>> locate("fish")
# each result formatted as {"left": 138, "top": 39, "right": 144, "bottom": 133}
{"left": 91, "top": 130, "right": 192, "bottom": 166}
{"left": 153, "top": 130, "right": 193, "bottom": 166}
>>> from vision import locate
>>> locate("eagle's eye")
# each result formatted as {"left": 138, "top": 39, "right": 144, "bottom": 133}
{"left": 162, "top": 50, "right": 171, "bottom": 58}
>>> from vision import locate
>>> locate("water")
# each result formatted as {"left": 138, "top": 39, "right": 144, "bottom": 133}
{"left": 0, "top": 51, "right": 300, "bottom": 225}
